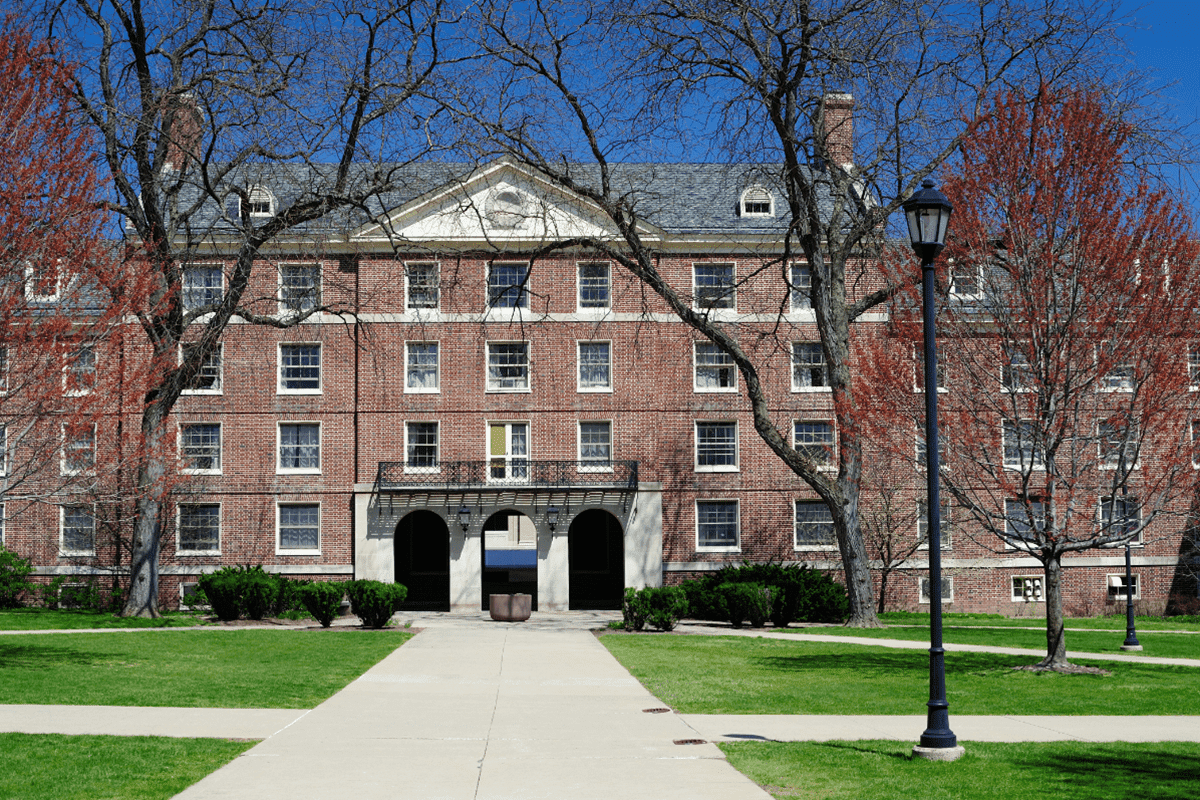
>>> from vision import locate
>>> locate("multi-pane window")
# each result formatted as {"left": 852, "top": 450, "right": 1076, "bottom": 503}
{"left": 917, "top": 498, "right": 952, "bottom": 548}
{"left": 178, "top": 504, "right": 220, "bottom": 553}
{"left": 488, "top": 262, "right": 529, "bottom": 308}
{"left": 406, "top": 262, "right": 440, "bottom": 310}
{"left": 25, "top": 262, "right": 60, "bottom": 301}
{"left": 61, "top": 506, "right": 95, "bottom": 555}
{"left": 790, "top": 264, "right": 812, "bottom": 311}
{"left": 579, "top": 421, "right": 612, "bottom": 470}
{"left": 694, "top": 343, "right": 736, "bottom": 391}
{"left": 1100, "top": 495, "right": 1142, "bottom": 544}
{"left": 405, "top": 421, "right": 439, "bottom": 472}
{"left": 693, "top": 263, "right": 735, "bottom": 309}
{"left": 919, "top": 576, "right": 954, "bottom": 604}
{"left": 791, "top": 342, "right": 829, "bottom": 390}
{"left": 279, "top": 263, "right": 320, "bottom": 313}
{"left": 279, "top": 344, "right": 321, "bottom": 392}
{"left": 486, "top": 342, "right": 529, "bottom": 391}
{"left": 278, "top": 504, "right": 320, "bottom": 552}
{"left": 245, "top": 187, "right": 273, "bottom": 217}
{"left": 794, "top": 501, "right": 835, "bottom": 547}
{"left": 1190, "top": 347, "right": 1200, "bottom": 389}
{"left": 488, "top": 422, "right": 529, "bottom": 481}
{"left": 578, "top": 262, "right": 611, "bottom": 310}
{"left": 740, "top": 187, "right": 773, "bottom": 216}
{"left": 1002, "top": 349, "right": 1033, "bottom": 392}
{"left": 1005, "top": 497, "right": 1046, "bottom": 548}
{"left": 1107, "top": 574, "right": 1140, "bottom": 600}
{"left": 949, "top": 263, "right": 981, "bottom": 297}
{"left": 64, "top": 344, "right": 96, "bottom": 396}
{"left": 0, "top": 346, "right": 9, "bottom": 393}
{"left": 0, "top": 425, "right": 6, "bottom": 476}
{"left": 1099, "top": 420, "right": 1139, "bottom": 470}
{"left": 278, "top": 423, "right": 320, "bottom": 472}
{"left": 578, "top": 342, "right": 611, "bottom": 391}
{"left": 913, "top": 347, "right": 947, "bottom": 392}
{"left": 794, "top": 421, "right": 835, "bottom": 466}
{"left": 182, "top": 265, "right": 223, "bottom": 313}
{"left": 695, "top": 421, "right": 738, "bottom": 471}
{"left": 1012, "top": 576, "right": 1045, "bottom": 601}
{"left": 180, "top": 423, "right": 221, "bottom": 472}
{"left": 696, "top": 500, "right": 739, "bottom": 550}
{"left": 181, "top": 343, "right": 222, "bottom": 393}
{"left": 61, "top": 424, "right": 95, "bottom": 475}
{"left": 1002, "top": 419, "right": 1043, "bottom": 470}
{"left": 1098, "top": 343, "right": 1134, "bottom": 392}
{"left": 916, "top": 429, "right": 948, "bottom": 469}
{"left": 405, "top": 342, "right": 439, "bottom": 392}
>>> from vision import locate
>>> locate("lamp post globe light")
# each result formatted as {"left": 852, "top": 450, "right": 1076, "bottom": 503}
{"left": 903, "top": 179, "right": 965, "bottom": 761}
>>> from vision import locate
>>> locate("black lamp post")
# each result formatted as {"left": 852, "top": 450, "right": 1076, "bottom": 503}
{"left": 1116, "top": 455, "right": 1142, "bottom": 651}
{"left": 903, "top": 178, "right": 964, "bottom": 761}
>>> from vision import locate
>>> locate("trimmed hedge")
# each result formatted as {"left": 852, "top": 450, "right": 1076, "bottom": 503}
{"left": 0, "top": 546, "right": 32, "bottom": 608}
{"left": 196, "top": 567, "right": 245, "bottom": 621}
{"left": 622, "top": 586, "right": 689, "bottom": 631}
{"left": 297, "top": 581, "right": 346, "bottom": 627}
{"left": 195, "top": 567, "right": 312, "bottom": 621}
{"left": 680, "top": 563, "right": 849, "bottom": 626}
{"left": 346, "top": 580, "right": 408, "bottom": 628}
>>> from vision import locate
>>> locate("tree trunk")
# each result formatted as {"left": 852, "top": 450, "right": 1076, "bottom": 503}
{"left": 835, "top": 493, "right": 881, "bottom": 627}
{"left": 1038, "top": 554, "right": 1070, "bottom": 669}
{"left": 120, "top": 400, "right": 169, "bottom": 618}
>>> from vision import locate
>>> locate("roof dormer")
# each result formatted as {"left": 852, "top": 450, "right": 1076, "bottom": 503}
{"left": 739, "top": 186, "right": 774, "bottom": 217}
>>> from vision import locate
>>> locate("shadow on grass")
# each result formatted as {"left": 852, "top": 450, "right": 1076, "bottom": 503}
{"left": 815, "top": 741, "right": 912, "bottom": 761}
{"left": 749, "top": 649, "right": 1038, "bottom": 677}
{"left": 0, "top": 641, "right": 111, "bottom": 669}
{"left": 1014, "top": 748, "right": 1199, "bottom": 800}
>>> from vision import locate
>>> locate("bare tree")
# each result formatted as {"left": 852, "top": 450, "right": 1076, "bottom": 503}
{"left": 449, "top": 0, "right": 1118, "bottom": 625}
{"left": 43, "top": 0, "right": 452, "bottom": 616}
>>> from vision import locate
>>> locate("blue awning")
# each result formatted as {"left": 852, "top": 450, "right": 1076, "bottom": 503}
{"left": 485, "top": 549, "right": 537, "bottom": 568}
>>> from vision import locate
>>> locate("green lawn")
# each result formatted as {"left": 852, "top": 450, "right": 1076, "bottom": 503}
{"left": 600, "top": 634, "right": 1200, "bottom": 715}
{"left": 785, "top": 624, "right": 1200, "bottom": 658}
{"left": 722, "top": 740, "right": 1200, "bottom": 800}
{"left": 0, "top": 608, "right": 208, "bottom": 630}
{"left": 0, "top": 629, "right": 410, "bottom": 708}
{"left": 878, "top": 611, "right": 1200, "bottom": 632}
{"left": 0, "top": 732, "right": 252, "bottom": 800}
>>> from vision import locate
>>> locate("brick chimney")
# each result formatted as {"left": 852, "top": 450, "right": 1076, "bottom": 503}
{"left": 818, "top": 93, "right": 854, "bottom": 170}
{"left": 162, "top": 92, "right": 204, "bottom": 172}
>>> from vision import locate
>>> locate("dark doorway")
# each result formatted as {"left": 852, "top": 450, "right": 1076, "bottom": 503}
{"left": 480, "top": 510, "right": 538, "bottom": 611}
{"left": 568, "top": 509, "right": 624, "bottom": 610}
{"left": 394, "top": 510, "right": 450, "bottom": 611}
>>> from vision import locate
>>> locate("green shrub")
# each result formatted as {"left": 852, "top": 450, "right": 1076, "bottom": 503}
{"left": 297, "top": 581, "right": 345, "bottom": 627}
{"left": 346, "top": 580, "right": 407, "bottom": 628}
{"left": 270, "top": 574, "right": 308, "bottom": 616}
{"left": 240, "top": 568, "right": 275, "bottom": 621}
{"left": 0, "top": 545, "right": 33, "bottom": 607}
{"left": 197, "top": 567, "right": 244, "bottom": 621}
{"left": 680, "top": 580, "right": 724, "bottom": 621}
{"left": 642, "top": 586, "right": 689, "bottom": 631}
{"left": 716, "top": 582, "right": 774, "bottom": 628}
{"left": 622, "top": 587, "right": 649, "bottom": 631}
{"left": 680, "top": 563, "right": 850, "bottom": 626}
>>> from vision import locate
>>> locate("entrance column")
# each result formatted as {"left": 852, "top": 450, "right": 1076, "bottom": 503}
{"left": 450, "top": 515, "right": 482, "bottom": 611}
{"left": 539, "top": 512, "right": 569, "bottom": 611}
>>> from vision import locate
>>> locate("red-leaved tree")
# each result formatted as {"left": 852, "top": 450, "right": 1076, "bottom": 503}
{"left": 865, "top": 88, "right": 1200, "bottom": 671}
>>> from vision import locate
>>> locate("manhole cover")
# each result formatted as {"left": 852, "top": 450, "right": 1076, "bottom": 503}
{"left": 643, "top": 707, "right": 672, "bottom": 714}
{"left": 674, "top": 739, "right": 707, "bottom": 745}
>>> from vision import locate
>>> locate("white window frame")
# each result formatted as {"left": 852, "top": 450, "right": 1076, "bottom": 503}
{"left": 277, "top": 422, "right": 321, "bottom": 475}
{"left": 578, "top": 420, "right": 613, "bottom": 472}
{"left": 1107, "top": 573, "right": 1141, "bottom": 600}
{"left": 63, "top": 344, "right": 96, "bottom": 397}
{"left": 912, "top": 345, "right": 947, "bottom": 393}
{"left": 0, "top": 425, "right": 7, "bottom": 477}
{"left": 61, "top": 423, "right": 96, "bottom": 476}
{"left": 1100, "top": 495, "right": 1143, "bottom": 545}
{"left": 949, "top": 262, "right": 982, "bottom": 299}
{"left": 179, "top": 582, "right": 207, "bottom": 611}
{"left": 577, "top": 261, "right": 611, "bottom": 312}
{"left": 577, "top": 341, "right": 612, "bottom": 393}
{"left": 60, "top": 505, "right": 95, "bottom": 556}
{"left": 25, "top": 262, "right": 62, "bottom": 302}
{"left": 789, "top": 264, "right": 812, "bottom": 312}
{"left": 1011, "top": 575, "right": 1045, "bottom": 602}
{"left": 487, "top": 261, "right": 530, "bottom": 309}
{"left": 177, "top": 502, "right": 221, "bottom": 554}
{"left": 793, "top": 500, "right": 836, "bottom": 550}
{"left": 0, "top": 345, "right": 8, "bottom": 394}
{"left": 1005, "top": 497, "right": 1046, "bottom": 550}
{"left": 919, "top": 576, "right": 954, "bottom": 604}
{"left": 487, "top": 421, "right": 530, "bottom": 483}
{"left": 405, "top": 261, "right": 440, "bottom": 311}
{"left": 791, "top": 342, "right": 830, "bottom": 392}
{"left": 1098, "top": 420, "right": 1139, "bottom": 470}
{"left": 696, "top": 499, "right": 740, "bottom": 552}
{"left": 181, "top": 264, "right": 224, "bottom": 315}
{"left": 278, "top": 262, "right": 321, "bottom": 315}
{"left": 794, "top": 420, "right": 836, "bottom": 469}
{"left": 695, "top": 420, "right": 739, "bottom": 472}
{"left": 1190, "top": 346, "right": 1200, "bottom": 391}
{"left": 916, "top": 428, "right": 948, "bottom": 471}
{"left": 244, "top": 186, "right": 275, "bottom": 218}
{"left": 739, "top": 186, "right": 774, "bottom": 217}
{"left": 1002, "top": 419, "right": 1044, "bottom": 471}
{"left": 485, "top": 341, "right": 530, "bottom": 392}
{"left": 404, "top": 341, "right": 440, "bottom": 393}
{"left": 693, "top": 342, "right": 737, "bottom": 392}
{"left": 180, "top": 342, "right": 223, "bottom": 395}
{"left": 404, "top": 421, "right": 440, "bottom": 474}
{"left": 1193, "top": 420, "right": 1200, "bottom": 469}
{"left": 1096, "top": 343, "right": 1135, "bottom": 393}
{"left": 179, "top": 422, "right": 222, "bottom": 475}
{"left": 692, "top": 263, "right": 736, "bottom": 311}
{"left": 276, "top": 502, "right": 321, "bottom": 556}
{"left": 917, "top": 497, "right": 952, "bottom": 549}
{"left": 1002, "top": 348, "right": 1033, "bottom": 393}
{"left": 277, "top": 343, "right": 322, "bottom": 394}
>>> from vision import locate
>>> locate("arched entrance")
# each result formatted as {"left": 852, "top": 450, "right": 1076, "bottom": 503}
{"left": 481, "top": 509, "right": 538, "bottom": 610}
{"left": 394, "top": 510, "right": 450, "bottom": 611}
{"left": 568, "top": 509, "right": 624, "bottom": 610}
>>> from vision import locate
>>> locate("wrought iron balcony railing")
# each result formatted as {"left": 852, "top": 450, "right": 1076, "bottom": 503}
{"left": 374, "top": 460, "right": 638, "bottom": 492}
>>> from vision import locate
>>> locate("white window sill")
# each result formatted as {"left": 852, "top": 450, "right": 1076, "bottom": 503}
{"left": 63, "top": 391, "right": 92, "bottom": 398}
{"left": 694, "top": 387, "right": 739, "bottom": 393}
{"left": 277, "top": 468, "right": 321, "bottom": 476}
{"left": 1011, "top": 597, "right": 1046, "bottom": 603}
{"left": 485, "top": 387, "right": 531, "bottom": 393}
{"left": 404, "top": 387, "right": 440, "bottom": 394}
{"left": 178, "top": 549, "right": 222, "bottom": 556}
{"left": 577, "top": 386, "right": 613, "bottom": 393}
{"left": 58, "top": 551, "right": 95, "bottom": 558}
{"left": 181, "top": 469, "right": 222, "bottom": 476}
{"left": 794, "top": 544, "right": 839, "bottom": 551}
{"left": 578, "top": 464, "right": 614, "bottom": 473}
{"left": 697, "top": 546, "right": 741, "bottom": 554}
{"left": 275, "top": 548, "right": 321, "bottom": 557}
{"left": 695, "top": 466, "right": 739, "bottom": 473}
{"left": 278, "top": 388, "right": 322, "bottom": 395}
{"left": 181, "top": 390, "right": 223, "bottom": 396}
{"left": 791, "top": 386, "right": 832, "bottom": 393}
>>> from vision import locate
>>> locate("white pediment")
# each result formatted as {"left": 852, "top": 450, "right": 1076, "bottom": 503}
{"left": 351, "top": 160, "right": 660, "bottom": 245}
